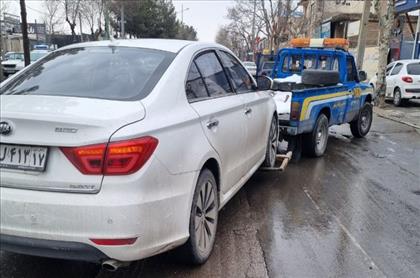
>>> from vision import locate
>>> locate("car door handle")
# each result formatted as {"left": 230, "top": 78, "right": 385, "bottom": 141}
{"left": 206, "top": 119, "right": 219, "bottom": 129}
{"left": 244, "top": 107, "right": 252, "bottom": 115}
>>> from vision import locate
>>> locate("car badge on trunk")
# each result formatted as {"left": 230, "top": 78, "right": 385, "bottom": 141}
{"left": 0, "top": 121, "right": 12, "bottom": 136}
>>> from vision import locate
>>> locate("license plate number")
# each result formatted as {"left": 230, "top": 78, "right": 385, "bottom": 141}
{"left": 0, "top": 144, "right": 48, "bottom": 172}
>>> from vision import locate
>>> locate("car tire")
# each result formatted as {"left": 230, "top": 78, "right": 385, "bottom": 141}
{"left": 350, "top": 103, "right": 373, "bottom": 138}
{"left": 262, "top": 116, "right": 279, "bottom": 167}
{"left": 303, "top": 113, "right": 329, "bottom": 157}
{"left": 181, "top": 168, "right": 218, "bottom": 265}
{"left": 393, "top": 88, "right": 403, "bottom": 106}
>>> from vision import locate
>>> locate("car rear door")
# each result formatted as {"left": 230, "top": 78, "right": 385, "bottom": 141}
{"left": 187, "top": 50, "right": 248, "bottom": 193}
{"left": 217, "top": 50, "right": 271, "bottom": 170}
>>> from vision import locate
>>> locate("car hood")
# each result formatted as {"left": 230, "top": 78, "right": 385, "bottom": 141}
{"left": 0, "top": 95, "right": 146, "bottom": 146}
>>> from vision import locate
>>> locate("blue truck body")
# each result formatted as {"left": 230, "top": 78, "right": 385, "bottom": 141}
{"left": 269, "top": 47, "right": 373, "bottom": 137}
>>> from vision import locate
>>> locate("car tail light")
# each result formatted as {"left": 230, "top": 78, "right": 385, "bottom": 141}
{"left": 61, "top": 137, "right": 158, "bottom": 175}
{"left": 90, "top": 238, "right": 137, "bottom": 246}
{"left": 402, "top": 76, "right": 413, "bottom": 83}
{"left": 290, "top": 102, "right": 302, "bottom": 121}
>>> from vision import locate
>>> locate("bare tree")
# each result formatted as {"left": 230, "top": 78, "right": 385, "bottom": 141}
{"left": 81, "top": 0, "right": 105, "bottom": 39}
{"left": 309, "top": 0, "right": 323, "bottom": 37}
{"left": 63, "top": 0, "right": 82, "bottom": 40}
{"left": 43, "top": 0, "right": 62, "bottom": 37}
{"left": 374, "top": 0, "right": 394, "bottom": 108}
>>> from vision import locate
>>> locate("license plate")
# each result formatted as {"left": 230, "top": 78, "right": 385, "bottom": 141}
{"left": 0, "top": 144, "right": 48, "bottom": 172}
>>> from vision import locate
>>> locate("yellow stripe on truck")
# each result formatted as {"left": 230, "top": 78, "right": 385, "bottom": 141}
{"left": 299, "top": 91, "right": 349, "bottom": 121}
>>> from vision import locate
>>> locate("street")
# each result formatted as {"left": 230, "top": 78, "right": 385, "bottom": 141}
{"left": 1, "top": 114, "right": 419, "bottom": 278}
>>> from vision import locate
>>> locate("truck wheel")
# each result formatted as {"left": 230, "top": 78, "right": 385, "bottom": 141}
{"left": 262, "top": 116, "right": 278, "bottom": 167}
{"left": 181, "top": 168, "right": 218, "bottom": 265}
{"left": 303, "top": 113, "right": 329, "bottom": 157}
{"left": 350, "top": 103, "right": 373, "bottom": 138}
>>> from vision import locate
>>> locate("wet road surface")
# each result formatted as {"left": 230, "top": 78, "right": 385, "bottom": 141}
{"left": 1, "top": 115, "right": 419, "bottom": 278}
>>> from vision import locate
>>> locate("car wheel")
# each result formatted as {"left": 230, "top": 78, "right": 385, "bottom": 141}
{"left": 350, "top": 103, "right": 373, "bottom": 138}
{"left": 182, "top": 168, "right": 218, "bottom": 265}
{"left": 393, "top": 88, "right": 402, "bottom": 106}
{"left": 262, "top": 116, "right": 278, "bottom": 167}
{"left": 303, "top": 113, "right": 329, "bottom": 157}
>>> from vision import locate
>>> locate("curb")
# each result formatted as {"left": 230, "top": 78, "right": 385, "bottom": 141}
{"left": 373, "top": 108, "right": 420, "bottom": 129}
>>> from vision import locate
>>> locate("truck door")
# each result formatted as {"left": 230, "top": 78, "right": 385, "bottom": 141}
{"left": 344, "top": 56, "right": 361, "bottom": 122}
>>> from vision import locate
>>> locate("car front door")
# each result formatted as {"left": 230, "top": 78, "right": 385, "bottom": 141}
{"left": 388, "top": 62, "right": 403, "bottom": 97}
{"left": 217, "top": 50, "right": 271, "bottom": 171}
{"left": 187, "top": 50, "right": 248, "bottom": 194}
{"left": 385, "top": 62, "right": 396, "bottom": 97}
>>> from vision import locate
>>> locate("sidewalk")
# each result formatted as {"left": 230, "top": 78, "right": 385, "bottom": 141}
{"left": 373, "top": 100, "right": 420, "bottom": 129}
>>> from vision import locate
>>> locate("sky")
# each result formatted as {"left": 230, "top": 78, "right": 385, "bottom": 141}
{"left": 2, "top": 0, "right": 235, "bottom": 42}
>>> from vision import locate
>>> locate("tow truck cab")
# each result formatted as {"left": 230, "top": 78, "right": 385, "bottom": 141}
{"left": 268, "top": 38, "right": 373, "bottom": 158}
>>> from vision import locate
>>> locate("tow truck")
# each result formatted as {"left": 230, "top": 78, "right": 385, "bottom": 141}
{"left": 258, "top": 38, "right": 374, "bottom": 168}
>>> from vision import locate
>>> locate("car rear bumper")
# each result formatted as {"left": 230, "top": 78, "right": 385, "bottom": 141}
{"left": 0, "top": 234, "right": 108, "bottom": 263}
{"left": 0, "top": 158, "right": 196, "bottom": 262}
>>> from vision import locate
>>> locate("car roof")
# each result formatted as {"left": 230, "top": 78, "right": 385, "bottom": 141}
{"left": 59, "top": 39, "right": 211, "bottom": 53}
{"left": 393, "top": 59, "right": 420, "bottom": 64}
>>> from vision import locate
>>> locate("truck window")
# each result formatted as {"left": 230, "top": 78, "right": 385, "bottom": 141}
{"left": 332, "top": 57, "right": 339, "bottom": 71}
{"left": 304, "top": 54, "right": 317, "bottom": 70}
{"left": 282, "top": 54, "right": 301, "bottom": 73}
{"left": 346, "top": 57, "right": 357, "bottom": 82}
{"left": 317, "top": 55, "right": 330, "bottom": 70}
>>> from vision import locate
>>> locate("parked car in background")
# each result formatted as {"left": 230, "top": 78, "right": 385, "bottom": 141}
{"left": 4, "top": 52, "right": 24, "bottom": 61}
{"left": 243, "top": 61, "right": 257, "bottom": 76}
{"left": 1, "top": 50, "right": 49, "bottom": 78}
{"left": 369, "top": 59, "right": 420, "bottom": 106}
{"left": 258, "top": 61, "right": 276, "bottom": 76}
{"left": 0, "top": 39, "right": 277, "bottom": 270}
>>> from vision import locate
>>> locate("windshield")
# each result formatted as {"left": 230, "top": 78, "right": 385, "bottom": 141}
{"left": 1, "top": 46, "right": 176, "bottom": 101}
{"left": 407, "top": 62, "right": 420, "bottom": 75}
{"left": 5, "top": 53, "right": 24, "bottom": 60}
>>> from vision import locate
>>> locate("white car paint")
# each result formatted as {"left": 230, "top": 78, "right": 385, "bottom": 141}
{"left": 0, "top": 39, "right": 276, "bottom": 263}
{"left": 369, "top": 59, "right": 420, "bottom": 103}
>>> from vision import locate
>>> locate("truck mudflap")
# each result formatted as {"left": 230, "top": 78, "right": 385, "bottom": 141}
{"left": 260, "top": 151, "right": 293, "bottom": 172}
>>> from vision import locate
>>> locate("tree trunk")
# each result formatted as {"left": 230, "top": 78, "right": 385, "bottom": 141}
{"left": 20, "top": 0, "right": 30, "bottom": 66}
{"left": 374, "top": 0, "right": 394, "bottom": 108}
{"left": 310, "top": 0, "right": 323, "bottom": 37}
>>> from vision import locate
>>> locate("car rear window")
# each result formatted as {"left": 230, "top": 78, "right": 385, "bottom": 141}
{"left": 407, "top": 63, "right": 420, "bottom": 75}
{"left": 1, "top": 46, "right": 176, "bottom": 101}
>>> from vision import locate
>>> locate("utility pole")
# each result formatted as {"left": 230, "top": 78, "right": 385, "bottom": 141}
{"left": 79, "top": 13, "right": 83, "bottom": 42}
{"left": 180, "top": 4, "right": 189, "bottom": 24}
{"left": 120, "top": 2, "right": 125, "bottom": 38}
{"left": 356, "top": 0, "right": 372, "bottom": 69}
{"left": 19, "top": 0, "right": 30, "bottom": 66}
{"left": 412, "top": 9, "right": 420, "bottom": 59}
{"left": 104, "top": 1, "right": 110, "bottom": 39}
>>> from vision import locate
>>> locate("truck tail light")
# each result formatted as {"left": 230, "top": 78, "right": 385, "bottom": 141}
{"left": 290, "top": 102, "right": 302, "bottom": 121}
{"left": 402, "top": 76, "right": 413, "bottom": 83}
{"left": 61, "top": 136, "right": 158, "bottom": 175}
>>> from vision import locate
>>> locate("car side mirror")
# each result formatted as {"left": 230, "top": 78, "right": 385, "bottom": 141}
{"left": 358, "top": 70, "right": 367, "bottom": 82}
{"left": 256, "top": 75, "right": 273, "bottom": 91}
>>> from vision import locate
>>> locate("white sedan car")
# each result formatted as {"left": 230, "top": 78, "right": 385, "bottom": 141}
{"left": 0, "top": 39, "right": 277, "bottom": 269}
{"left": 370, "top": 59, "right": 420, "bottom": 106}
{"left": 243, "top": 61, "right": 257, "bottom": 76}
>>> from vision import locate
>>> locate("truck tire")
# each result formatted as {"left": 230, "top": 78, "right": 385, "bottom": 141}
{"left": 303, "top": 113, "right": 329, "bottom": 157}
{"left": 350, "top": 103, "right": 373, "bottom": 138}
{"left": 302, "top": 69, "right": 340, "bottom": 86}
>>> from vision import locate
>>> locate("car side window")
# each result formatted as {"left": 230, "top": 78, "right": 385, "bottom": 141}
{"left": 218, "top": 51, "right": 253, "bottom": 93}
{"left": 386, "top": 63, "right": 394, "bottom": 75}
{"left": 186, "top": 62, "right": 209, "bottom": 101}
{"left": 346, "top": 57, "right": 357, "bottom": 82}
{"left": 194, "top": 51, "right": 233, "bottom": 97}
{"left": 390, "top": 63, "right": 403, "bottom": 75}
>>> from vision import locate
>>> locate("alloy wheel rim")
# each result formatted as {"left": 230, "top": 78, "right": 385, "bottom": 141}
{"left": 195, "top": 181, "right": 217, "bottom": 253}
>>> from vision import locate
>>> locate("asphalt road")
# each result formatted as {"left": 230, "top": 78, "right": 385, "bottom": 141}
{"left": 1, "top": 115, "right": 419, "bottom": 278}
